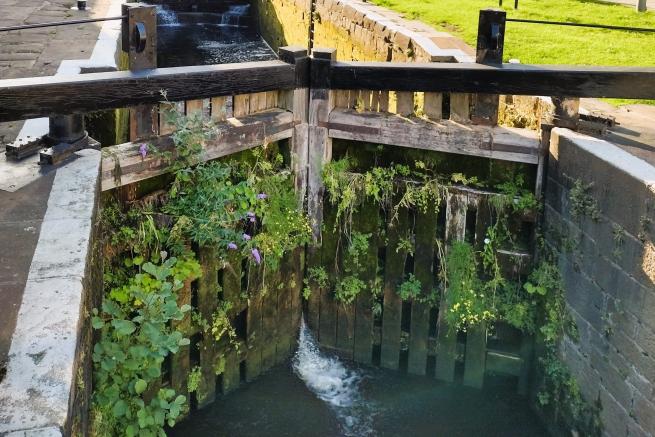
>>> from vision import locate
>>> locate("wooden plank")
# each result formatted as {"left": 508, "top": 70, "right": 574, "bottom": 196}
{"left": 101, "top": 109, "right": 295, "bottom": 191}
{"left": 378, "top": 91, "right": 389, "bottom": 112}
{"left": 463, "top": 195, "right": 488, "bottom": 389}
{"left": 336, "top": 304, "right": 355, "bottom": 359}
{"left": 353, "top": 200, "right": 378, "bottom": 364}
{"left": 424, "top": 92, "right": 442, "bottom": 120}
{"left": 327, "top": 61, "right": 655, "bottom": 98}
{"left": 0, "top": 60, "right": 295, "bottom": 122}
{"left": 170, "top": 278, "right": 192, "bottom": 418}
{"left": 185, "top": 99, "right": 207, "bottom": 116}
{"left": 318, "top": 198, "right": 338, "bottom": 349}
{"left": 307, "top": 48, "right": 335, "bottom": 241}
{"left": 196, "top": 246, "right": 218, "bottom": 408}
{"left": 210, "top": 96, "right": 229, "bottom": 122}
{"left": 327, "top": 109, "right": 540, "bottom": 164}
{"left": 276, "top": 252, "right": 294, "bottom": 363}
{"left": 233, "top": 94, "right": 251, "bottom": 117}
{"left": 306, "top": 247, "right": 322, "bottom": 333}
{"left": 435, "top": 192, "right": 467, "bottom": 383}
{"left": 290, "top": 248, "right": 304, "bottom": 338}
{"left": 159, "top": 101, "right": 184, "bottom": 135}
{"left": 518, "top": 334, "right": 533, "bottom": 395}
{"left": 3, "top": 61, "right": 655, "bottom": 122}
{"left": 261, "top": 269, "right": 279, "bottom": 372}
{"left": 396, "top": 91, "right": 414, "bottom": 116}
{"left": 380, "top": 205, "right": 409, "bottom": 370}
{"left": 222, "top": 348, "right": 240, "bottom": 394}
{"left": 408, "top": 207, "right": 438, "bottom": 375}
{"left": 335, "top": 90, "right": 351, "bottom": 109}
{"left": 245, "top": 264, "right": 263, "bottom": 382}
{"left": 450, "top": 93, "right": 470, "bottom": 123}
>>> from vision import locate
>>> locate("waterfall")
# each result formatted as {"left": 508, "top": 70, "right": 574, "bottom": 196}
{"left": 156, "top": 5, "right": 180, "bottom": 26}
{"left": 292, "top": 319, "right": 375, "bottom": 437}
{"left": 220, "top": 4, "right": 250, "bottom": 27}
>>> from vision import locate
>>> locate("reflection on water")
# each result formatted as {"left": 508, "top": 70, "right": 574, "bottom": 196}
{"left": 293, "top": 319, "right": 375, "bottom": 436}
{"left": 157, "top": 12, "right": 276, "bottom": 67}
{"left": 169, "top": 319, "right": 548, "bottom": 437}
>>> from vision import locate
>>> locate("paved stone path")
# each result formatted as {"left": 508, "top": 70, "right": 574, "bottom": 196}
{"left": 0, "top": 0, "right": 110, "bottom": 377}
{"left": 0, "top": 0, "right": 111, "bottom": 144}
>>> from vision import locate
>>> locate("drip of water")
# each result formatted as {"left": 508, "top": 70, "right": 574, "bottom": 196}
{"left": 292, "top": 319, "right": 375, "bottom": 437}
{"left": 220, "top": 4, "right": 250, "bottom": 27}
{"left": 156, "top": 5, "right": 180, "bottom": 26}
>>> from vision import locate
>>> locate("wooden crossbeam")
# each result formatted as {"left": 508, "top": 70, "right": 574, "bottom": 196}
{"left": 329, "top": 62, "right": 655, "bottom": 99}
{"left": 327, "top": 109, "right": 542, "bottom": 164}
{"left": 101, "top": 109, "right": 295, "bottom": 191}
{"left": 0, "top": 61, "right": 295, "bottom": 122}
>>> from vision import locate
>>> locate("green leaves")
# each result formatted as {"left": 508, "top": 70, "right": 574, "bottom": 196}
{"left": 134, "top": 379, "right": 147, "bottom": 395}
{"left": 92, "top": 256, "right": 199, "bottom": 436}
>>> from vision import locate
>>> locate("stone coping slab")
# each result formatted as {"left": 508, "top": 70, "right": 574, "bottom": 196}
{"left": 0, "top": 149, "right": 100, "bottom": 435}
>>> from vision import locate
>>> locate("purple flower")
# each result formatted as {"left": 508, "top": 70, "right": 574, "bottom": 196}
{"left": 227, "top": 242, "right": 237, "bottom": 250}
{"left": 139, "top": 143, "right": 148, "bottom": 158}
{"left": 247, "top": 212, "right": 256, "bottom": 219}
{"left": 257, "top": 193, "right": 267, "bottom": 200}
{"left": 251, "top": 248, "right": 261, "bottom": 265}
{"left": 242, "top": 233, "right": 251, "bottom": 241}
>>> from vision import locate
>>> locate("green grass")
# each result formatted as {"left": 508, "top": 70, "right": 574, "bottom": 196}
{"left": 371, "top": 0, "right": 655, "bottom": 104}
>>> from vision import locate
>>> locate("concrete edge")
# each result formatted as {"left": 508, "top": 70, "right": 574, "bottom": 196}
{"left": 0, "top": 149, "right": 101, "bottom": 435}
{"left": 551, "top": 128, "right": 655, "bottom": 191}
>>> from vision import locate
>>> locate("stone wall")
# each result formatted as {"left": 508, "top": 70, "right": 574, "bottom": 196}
{"left": 253, "top": 0, "right": 473, "bottom": 62}
{"left": 545, "top": 128, "right": 655, "bottom": 436}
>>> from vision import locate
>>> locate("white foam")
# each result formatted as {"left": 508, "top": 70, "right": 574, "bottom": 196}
{"left": 293, "top": 319, "right": 375, "bottom": 436}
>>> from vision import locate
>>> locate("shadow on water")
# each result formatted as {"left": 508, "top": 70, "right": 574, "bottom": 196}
{"left": 169, "top": 320, "right": 549, "bottom": 437}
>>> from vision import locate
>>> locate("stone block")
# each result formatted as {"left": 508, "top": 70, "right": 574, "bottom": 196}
{"left": 599, "top": 386, "right": 630, "bottom": 437}
{"left": 633, "top": 390, "right": 655, "bottom": 434}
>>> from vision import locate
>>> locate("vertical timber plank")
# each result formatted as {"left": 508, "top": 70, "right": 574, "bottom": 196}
{"left": 408, "top": 207, "right": 438, "bottom": 375}
{"left": 396, "top": 91, "right": 414, "bottom": 117}
{"left": 261, "top": 268, "right": 280, "bottom": 372}
{"left": 336, "top": 303, "right": 355, "bottom": 359}
{"left": 435, "top": 192, "right": 467, "bottom": 382}
{"left": 246, "top": 263, "right": 263, "bottom": 382}
{"left": 463, "top": 195, "right": 487, "bottom": 388}
{"left": 276, "top": 252, "right": 294, "bottom": 363}
{"left": 222, "top": 252, "right": 242, "bottom": 393}
{"left": 197, "top": 246, "right": 218, "bottom": 408}
{"left": 380, "top": 205, "right": 409, "bottom": 370}
{"left": 233, "top": 94, "right": 251, "bottom": 118}
{"left": 171, "top": 278, "right": 192, "bottom": 418}
{"left": 308, "top": 48, "right": 335, "bottom": 242}
{"left": 450, "top": 94, "right": 470, "bottom": 123}
{"left": 424, "top": 92, "right": 443, "bottom": 120}
{"left": 354, "top": 199, "right": 379, "bottom": 364}
{"left": 318, "top": 199, "right": 338, "bottom": 350}
{"left": 211, "top": 96, "right": 229, "bottom": 122}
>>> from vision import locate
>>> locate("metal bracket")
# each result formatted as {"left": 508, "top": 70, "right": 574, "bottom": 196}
{"left": 134, "top": 22, "right": 147, "bottom": 53}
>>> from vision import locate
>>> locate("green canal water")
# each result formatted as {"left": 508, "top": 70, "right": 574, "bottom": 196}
{"left": 169, "top": 322, "right": 548, "bottom": 437}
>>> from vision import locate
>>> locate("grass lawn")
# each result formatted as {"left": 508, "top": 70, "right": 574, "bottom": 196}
{"left": 371, "top": 0, "right": 655, "bottom": 103}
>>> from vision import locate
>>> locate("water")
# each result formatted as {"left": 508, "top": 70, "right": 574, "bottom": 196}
{"left": 169, "top": 319, "right": 549, "bottom": 437}
{"left": 156, "top": 9, "right": 276, "bottom": 67}
{"left": 292, "top": 320, "right": 375, "bottom": 436}
{"left": 220, "top": 5, "right": 250, "bottom": 27}
{"left": 156, "top": 5, "right": 180, "bottom": 27}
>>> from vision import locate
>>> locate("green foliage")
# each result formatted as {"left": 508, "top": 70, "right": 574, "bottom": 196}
{"left": 493, "top": 174, "right": 539, "bottom": 214}
{"left": 91, "top": 257, "right": 199, "bottom": 437}
{"left": 334, "top": 232, "right": 371, "bottom": 305}
{"left": 302, "top": 266, "right": 329, "bottom": 300}
{"left": 187, "top": 366, "right": 201, "bottom": 394}
{"left": 569, "top": 179, "right": 601, "bottom": 221}
{"left": 396, "top": 273, "right": 422, "bottom": 300}
{"left": 164, "top": 151, "right": 311, "bottom": 271}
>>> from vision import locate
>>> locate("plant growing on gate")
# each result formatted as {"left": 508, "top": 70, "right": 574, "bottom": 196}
{"left": 91, "top": 256, "right": 200, "bottom": 437}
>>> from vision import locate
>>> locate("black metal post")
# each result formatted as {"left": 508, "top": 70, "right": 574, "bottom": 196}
{"left": 471, "top": 9, "right": 506, "bottom": 126}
